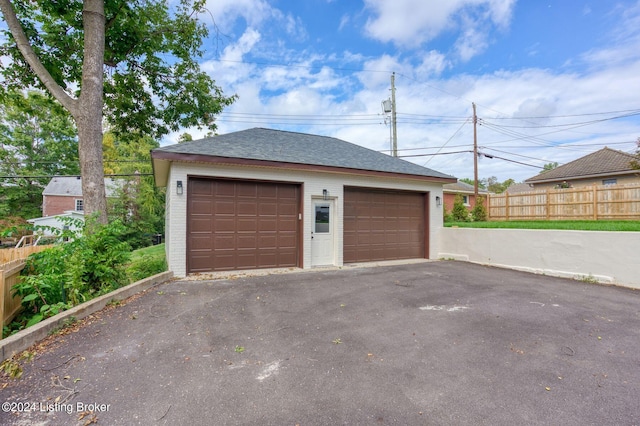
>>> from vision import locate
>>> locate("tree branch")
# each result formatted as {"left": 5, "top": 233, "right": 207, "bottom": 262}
{"left": 0, "top": 0, "right": 78, "bottom": 116}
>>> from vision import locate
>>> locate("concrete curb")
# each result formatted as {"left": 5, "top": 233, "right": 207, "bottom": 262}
{"left": 0, "top": 271, "right": 173, "bottom": 362}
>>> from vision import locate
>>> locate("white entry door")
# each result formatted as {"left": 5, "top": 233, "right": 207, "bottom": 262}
{"left": 311, "top": 200, "right": 335, "bottom": 266}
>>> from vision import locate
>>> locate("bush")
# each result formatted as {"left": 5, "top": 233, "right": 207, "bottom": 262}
{"left": 10, "top": 219, "right": 131, "bottom": 333}
{"left": 65, "top": 219, "right": 131, "bottom": 302}
{"left": 472, "top": 196, "right": 488, "bottom": 222}
{"left": 452, "top": 194, "right": 470, "bottom": 222}
{"left": 126, "top": 255, "right": 167, "bottom": 282}
{"left": 443, "top": 206, "right": 453, "bottom": 223}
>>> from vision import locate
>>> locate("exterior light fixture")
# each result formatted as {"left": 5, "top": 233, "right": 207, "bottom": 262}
{"left": 323, "top": 189, "right": 329, "bottom": 200}
{"left": 176, "top": 180, "right": 183, "bottom": 195}
{"left": 435, "top": 195, "right": 442, "bottom": 207}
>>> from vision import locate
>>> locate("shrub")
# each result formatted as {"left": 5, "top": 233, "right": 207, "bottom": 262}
{"left": 452, "top": 194, "right": 470, "bottom": 222}
{"left": 126, "top": 254, "right": 167, "bottom": 282}
{"left": 443, "top": 206, "right": 453, "bottom": 223}
{"left": 472, "top": 196, "right": 488, "bottom": 222}
{"left": 12, "top": 219, "right": 131, "bottom": 331}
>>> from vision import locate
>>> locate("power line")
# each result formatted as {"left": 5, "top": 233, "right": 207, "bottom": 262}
{"left": 400, "top": 148, "right": 544, "bottom": 169}
{"left": 422, "top": 118, "right": 470, "bottom": 166}
{"left": 484, "top": 108, "right": 640, "bottom": 120}
{"left": 398, "top": 150, "right": 472, "bottom": 158}
{"left": 481, "top": 110, "right": 640, "bottom": 129}
{"left": 0, "top": 173, "right": 153, "bottom": 179}
{"left": 481, "top": 147, "right": 553, "bottom": 164}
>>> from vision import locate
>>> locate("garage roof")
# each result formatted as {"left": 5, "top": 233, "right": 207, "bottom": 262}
{"left": 152, "top": 127, "right": 456, "bottom": 185}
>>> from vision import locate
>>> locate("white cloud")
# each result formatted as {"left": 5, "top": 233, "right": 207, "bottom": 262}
{"left": 204, "top": 0, "right": 273, "bottom": 31}
{"left": 416, "top": 50, "right": 449, "bottom": 77}
{"left": 338, "top": 14, "right": 350, "bottom": 31}
{"left": 363, "top": 0, "right": 515, "bottom": 55}
{"left": 454, "top": 24, "right": 488, "bottom": 62}
{"left": 220, "top": 28, "right": 261, "bottom": 63}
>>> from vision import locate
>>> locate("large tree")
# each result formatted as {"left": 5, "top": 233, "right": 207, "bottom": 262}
{"left": 0, "top": 0, "right": 236, "bottom": 224}
{"left": 0, "top": 90, "right": 79, "bottom": 218}
{"left": 103, "top": 131, "right": 165, "bottom": 248}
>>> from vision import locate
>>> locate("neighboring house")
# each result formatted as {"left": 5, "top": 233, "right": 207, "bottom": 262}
{"left": 504, "top": 182, "right": 534, "bottom": 194}
{"left": 442, "top": 181, "right": 489, "bottom": 212}
{"left": 28, "top": 211, "right": 84, "bottom": 237}
{"left": 42, "top": 176, "right": 121, "bottom": 217}
{"left": 524, "top": 147, "right": 640, "bottom": 189}
{"left": 151, "top": 128, "right": 456, "bottom": 277}
{"left": 28, "top": 177, "right": 122, "bottom": 236}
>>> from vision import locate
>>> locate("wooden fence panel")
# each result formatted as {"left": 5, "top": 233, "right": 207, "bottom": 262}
{"left": 1, "top": 259, "right": 26, "bottom": 327}
{"left": 488, "top": 183, "right": 640, "bottom": 221}
{"left": 0, "top": 245, "right": 53, "bottom": 264}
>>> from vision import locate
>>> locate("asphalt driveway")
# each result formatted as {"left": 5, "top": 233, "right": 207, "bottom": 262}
{"left": 1, "top": 261, "right": 639, "bottom": 425}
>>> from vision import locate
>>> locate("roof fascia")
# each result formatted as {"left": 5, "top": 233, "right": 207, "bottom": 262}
{"left": 526, "top": 169, "right": 640, "bottom": 184}
{"left": 151, "top": 151, "right": 457, "bottom": 185}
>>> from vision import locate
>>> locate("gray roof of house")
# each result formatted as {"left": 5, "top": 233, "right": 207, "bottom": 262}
{"left": 153, "top": 128, "right": 456, "bottom": 180}
{"left": 525, "top": 147, "right": 638, "bottom": 183}
{"left": 505, "top": 182, "right": 535, "bottom": 194}
{"left": 443, "top": 180, "right": 489, "bottom": 194}
{"left": 43, "top": 177, "right": 122, "bottom": 197}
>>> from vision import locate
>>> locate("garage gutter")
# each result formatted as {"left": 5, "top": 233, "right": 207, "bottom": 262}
{"left": 150, "top": 151, "right": 457, "bottom": 187}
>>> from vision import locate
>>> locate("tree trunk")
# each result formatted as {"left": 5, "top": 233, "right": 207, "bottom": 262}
{"left": 0, "top": 0, "right": 108, "bottom": 225}
{"left": 77, "top": 0, "right": 108, "bottom": 225}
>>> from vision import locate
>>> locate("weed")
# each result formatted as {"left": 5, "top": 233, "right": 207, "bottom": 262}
{"left": 0, "top": 351, "right": 35, "bottom": 380}
{"left": 579, "top": 274, "right": 599, "bottom": 284}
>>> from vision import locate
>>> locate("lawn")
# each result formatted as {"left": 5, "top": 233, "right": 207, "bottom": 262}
{"left": 130, "top": 243, "right": 166, "bottom": 262}
{"left": 444, "top": 220, "right": 640, "bottom": 231}
{"left": 126, "top": 243, "right": 167, "bottom": 282}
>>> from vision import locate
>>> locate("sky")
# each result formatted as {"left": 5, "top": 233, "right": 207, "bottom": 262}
{"left": 167, "top": 0, "right": 640, "bottom": 184}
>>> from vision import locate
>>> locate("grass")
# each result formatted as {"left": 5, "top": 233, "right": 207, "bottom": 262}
{"left": 126, "top": 243, "right": 167, "bottom": 282}
{"left": 130, "top": 243, "right": 166, "bottom": 262}
{"left": 444, "top": 220, "right": 640, "bottom": 231}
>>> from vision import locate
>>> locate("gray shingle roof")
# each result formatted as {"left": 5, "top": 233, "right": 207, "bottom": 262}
{"left": 443, "top": 180, "right": 489, "bottom": 194}
{"left": 525, "top": 147, "right": 638, "bottom": 183}
{"left": 153, "top": 128, "right": 455, "bottom": 180}
{"left": 43, "top": 177, "right": 122, "bottom": 197}
{"left": 505, "top": 183, "right": 534, "bottom": 194}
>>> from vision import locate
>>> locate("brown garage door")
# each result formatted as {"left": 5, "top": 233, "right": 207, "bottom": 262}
{"left": 187, "top": 178, "right": 300, "bottom": 273}
{"left": 343, "top": 187, "right": 426, "bottom": 263}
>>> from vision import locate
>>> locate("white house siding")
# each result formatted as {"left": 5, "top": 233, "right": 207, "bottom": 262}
{"left": 165, "top": 162, "right": 445, "bottom": 277}
{"left": 27, "top": 211, "right": 84, "bottom": 236}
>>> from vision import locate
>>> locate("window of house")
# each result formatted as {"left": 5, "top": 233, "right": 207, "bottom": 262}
{"left": 602, "top": 178, "right": 617, "bottom": 186}
{"left": 462, "top": 195, "right": 470, "bottom": 206}
{"left": 314, "top": 204, "right": 330, "bottom": 233}
{"left": 75, "top": 199, "right": 84, "bottom": 211}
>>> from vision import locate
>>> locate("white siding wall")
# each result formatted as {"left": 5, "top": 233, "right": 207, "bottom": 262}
{"left": 166, "top": 162, "right": 445, "bottom": 277}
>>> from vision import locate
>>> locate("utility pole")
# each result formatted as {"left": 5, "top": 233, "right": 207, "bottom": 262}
{"left": 391, "top": 72, "right": 398, "bottom": 157}
{"left": 472, "top": 102, "right": 478, "bottom": 198}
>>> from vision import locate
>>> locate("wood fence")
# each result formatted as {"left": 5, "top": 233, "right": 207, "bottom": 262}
{"left": 488, "top": 183, "right": 640, "bottom": 221}
{"left": 1, "top": 259, "right": 26, "bottom": 327}
{"left": 0, "top": 245, "right": 54, "bottom": 328}
{"left": 0, "top": 244, "right": 52, "bottom": 264}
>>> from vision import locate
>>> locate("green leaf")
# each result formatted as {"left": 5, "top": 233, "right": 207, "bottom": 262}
{"left": 21, "top": 294, "right": 39, "bottom": 302}
{"left": 26, "top": 314, "right": 44, "bottom": 327}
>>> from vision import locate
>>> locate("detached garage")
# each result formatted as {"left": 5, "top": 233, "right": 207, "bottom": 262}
{"left": 151, "top": 128, "right": 456, "bottom": 277}
{"left": 343, "top": 187, "right": 426, "bottom": 263}
{"left": 187, "top": 178, "right": 300, "bottom": 272}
